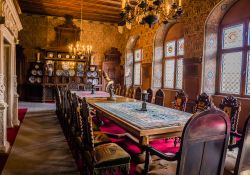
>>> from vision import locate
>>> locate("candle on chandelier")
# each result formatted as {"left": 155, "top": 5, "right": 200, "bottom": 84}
{"left": 179, "top": 0, "right": 182, "bottom": 6}
{"left": 122, "top": 0, "right": 126, "bottom": 9}
{"left": 167, "top": 4, "right": 170, "bottom": 14}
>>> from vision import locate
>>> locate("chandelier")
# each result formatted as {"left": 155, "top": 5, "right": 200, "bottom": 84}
{"left": 119, "top": 0, "right": 184, "bottom": 30}
{"left": 68, "top": 0, "right": 93, "bottom": 58}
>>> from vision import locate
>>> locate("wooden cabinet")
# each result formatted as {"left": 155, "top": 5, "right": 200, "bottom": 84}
{"left": 102, "top": 48, "right": 123, "bottom": 90}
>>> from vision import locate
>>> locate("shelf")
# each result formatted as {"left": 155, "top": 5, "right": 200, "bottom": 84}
{"left": 44, "top": 57, "right": 88, "bottom": 62}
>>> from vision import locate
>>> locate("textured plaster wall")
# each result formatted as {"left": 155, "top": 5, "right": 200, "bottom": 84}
{"left": 19, "top": 14, "right": 127, "bottom": 66}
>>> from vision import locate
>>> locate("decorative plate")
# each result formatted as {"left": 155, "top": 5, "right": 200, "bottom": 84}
{"left": 35, "top": 64, "right": 40, "bottom": 69}
{"left": 69, "top": 70, "right": 75, "bottom": 76}
{"left": 56, "top": 70, "right": 63, "bottom": 76}
{"left": 58, "top": 54, "right": 62, "bottom": 58}
{"left": 31, "top": 69, "right": 37, "bottom": 75}
{"left": 93, "top": 79, "right": 99, "bottom": 85}
{"left": 91, "top": 71, "right": 98, "bottom": 77}
{"left": 63, "top": 70, "right": 69, "bottom": 77}
{"left": 66, "top": 54, "right": 70, "bottom": 59}
{"left": 87, "top": 79, "right": 93, "bottom": 84}
{"left": 87, "top": 72, "right": 91, "bottom": 77}
{"left": 77, "top": 64, "right": 84, "bottom": 71}
{"left": 77, "top": 72, "right": 83, "bottom": 77}
{"left": 29, "top": 76, "right": 36, "bottom": 83}
{"left": 36, "top": 77, "right": 42, "bottom": 83}
{"left": 37, "top": 70, "right": 43, "bottom": 76}
{"left": 62, "top": 62, "right": 70, "bottom": 70}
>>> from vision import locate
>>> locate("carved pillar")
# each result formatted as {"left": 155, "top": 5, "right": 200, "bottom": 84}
{"left": 11, "top": 43, "right": 19, "bottom": 126}
{"left": 0, "top": 30, "right": 10, "bottom": 153}
{"left": 0, "top": 74, "right": 9, "bottom": 153}
{"left": 13, "top": 75, "right": 19, "bottom": 126}
{"left": 6, "top": 44, "right": 14, "bottom": 128}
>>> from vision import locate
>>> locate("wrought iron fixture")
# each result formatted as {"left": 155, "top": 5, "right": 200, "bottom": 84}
{"left": 118, "top": 0, "right": 184, "bottom": 31}
{"left": 68, "top": 0, "right": 93, "bottom": 58}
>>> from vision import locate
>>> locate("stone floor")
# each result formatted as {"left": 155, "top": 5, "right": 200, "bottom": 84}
{"left": 2, "top": 102, "right": 80, "bottom": 175}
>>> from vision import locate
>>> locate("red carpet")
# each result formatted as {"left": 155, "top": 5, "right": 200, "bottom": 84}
{"left": 0, "top": 108, "right": 28, "bottom": 174}
{"left": 97, "top": 117, "right": 180, "bottom": 175}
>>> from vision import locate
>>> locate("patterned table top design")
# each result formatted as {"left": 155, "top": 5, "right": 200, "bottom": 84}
{"left": 94, "top": 102, "right": 192, "bottom": 129}
{"left": 71, "top": 91, "right": 110, "bottom": 98}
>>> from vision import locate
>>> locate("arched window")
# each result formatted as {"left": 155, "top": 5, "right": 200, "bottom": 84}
{"left": 125, "top": 36, "right": 142, "bottom": 86}
{"left": 217, "top": 0, "right": 250, "bottom": 96}
{"left": 164, "top": 23, "right": 184, "bottom": 89}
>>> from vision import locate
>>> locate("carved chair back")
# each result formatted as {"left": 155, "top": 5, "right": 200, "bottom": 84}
{"left": 128, "top": 86, "right": 135, "bottom": 98}
{"left": 135, "top": 87, "right": 142, "bottom": 100}
{"left": 219, "top": 95, "right": 241, "bottom": 133}
{"left": 155, "top": 89, "right": 165, "bottom": 106}
{"left": 233, "top": 115, "right": 250, "bottom": 174}
{"left": 66, "top": 90, "right": 74, "bottom": 126}
{"left": 115, "top": 84, "right": 121, "bottom": 95}
{"left": 173, "top": 90, "right": 188, "bottom": 111}
{"left": 147, "top": 88, "right": 153, "bottom": 103}
{"left": 177, "top": 108, "right": 230, "bottom": 175}
{"left": 55, "top": 86, "right": 62, "bottom": 114}
{"left": 194, "top": 92, "right": 211, "bottom": 113}
{"left": 71, "top": 93, "right": 83, "bottom": 137}
{"left": 67, "top": 81, "right": 79, "bottom": 91}
{"left": 81, "top": 97, "right": 95, "bottom": 151}
{"left": 120, "top": 86, "right": 126, "bottom": 96}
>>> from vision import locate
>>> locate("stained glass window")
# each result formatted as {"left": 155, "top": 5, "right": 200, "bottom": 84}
{"left": 134, "top": 49, "right": 142, "bottom": 62}
{"left": 176, "top": 59, "right": 183, "bottom": 89}
{"left": 153, "top": 47, "right": 163, "bottom": 88}
{"left": 165, "top": 41, "right": 176, "bottom": 57}
{"left": 220, "top": 52, "right": 242, "bottom": 94}
{"left": 164, "top": 59, "right": 175, "bottom": 88}
{"left": 246, "top": 52, "right": 250, "bottom": 95}
{"left": 177, "top": 38, "right": 184, "bottom": 56}
{"left": 222, "top": 24, "right": 244, "bottom": 49}
{"left": 125, "top": 52, "right": 133, "bottom": 86}
{"left": 134, "top": 63, "right": 141, "bottom": 85}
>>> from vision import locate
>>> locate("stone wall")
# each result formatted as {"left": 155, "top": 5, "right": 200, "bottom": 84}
{"left": 19, "top": 14, "right": 127, "bottom": 65}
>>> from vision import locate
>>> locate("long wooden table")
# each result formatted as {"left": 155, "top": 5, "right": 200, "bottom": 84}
{"left": 86, "top": 97, "right": 192, "bottom": 146}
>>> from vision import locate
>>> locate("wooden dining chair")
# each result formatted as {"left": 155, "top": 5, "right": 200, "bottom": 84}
{"left": 68, "top": 81, "right": 79, "bottom": 91}
{"left": 115, "top": 84, "right": 121, "bottom": 95}
{"left": 55, "top": 86, "right": 62, "bottom": 117}
{"left": 135, "top": 87, "right": 142, "bottom": 100}
{"left": 128, "top": 86, "right": 135, "bottom": 98}
{"left": 155, "top": 89, "right": 165, "bottom": 106}
{"left": 193, "top": 92, "right": 211, "bottom": 113}
{"left": 136, "top": 107, "right": 230, "bottom": 175}
{"left": 172, "top": 90, "right": 188, "bottom": 112}
{"left": 224, "top": 115, "right": 250, "bottom": 175}
{"left": 81, "top": 98, "right": 131, "bottom": 175}
{"left": 121, "top": 85, "right": 127, "bottom": 96}
{"left": 147, "top": 88, "right": 153, "bottom": 103}
{"left": 219, "top": 95, "right": 241, "bottom": 148}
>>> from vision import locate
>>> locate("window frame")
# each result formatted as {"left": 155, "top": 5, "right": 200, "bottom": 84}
{"left": 163, "top": 37, "right": 184, "bottom": 90}
{"left": 217, "top": 19, "right": 250, "bottom": 97}
{"left": 133, "top": 48, "right": 142, "bottom": 86}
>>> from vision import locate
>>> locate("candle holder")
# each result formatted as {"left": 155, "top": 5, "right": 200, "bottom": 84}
{"left": 141, "top": 90, "right": 148, "bottom": 111}
{"left": 91, "top": 84, "right": 95, "bottom": 94}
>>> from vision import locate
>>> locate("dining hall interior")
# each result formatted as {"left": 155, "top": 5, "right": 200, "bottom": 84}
{"left": 0, "top": 0, "right": 250, "bottom": 174}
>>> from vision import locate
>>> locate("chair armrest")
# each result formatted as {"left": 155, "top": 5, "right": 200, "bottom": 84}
{"left": 145, "top": 146, "right": 179, "bottom": 161}
{"left": 143, "top": 145, "right": 179, "bottom": 175}
{"left": 230, "top": 132, "right": 242, "bottom": 138}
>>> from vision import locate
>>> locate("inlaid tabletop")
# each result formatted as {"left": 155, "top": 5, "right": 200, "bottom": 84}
{"left": 94, "top": 102, "right": 192, "bottom": 130}
{"left": 71, "top": 91, "right": 110, "bottom": 98}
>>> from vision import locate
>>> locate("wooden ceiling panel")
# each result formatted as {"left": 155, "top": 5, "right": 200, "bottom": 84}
{"left": 18, "top": 0, "right": 123, "bottom": 23}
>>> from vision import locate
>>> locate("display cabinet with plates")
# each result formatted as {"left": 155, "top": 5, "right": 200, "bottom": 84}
{"left": 25, "top": 62, "right": 44, "bottom": 101}
{"left": 39, "top": 48, "right": 102, "bottom": 102}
